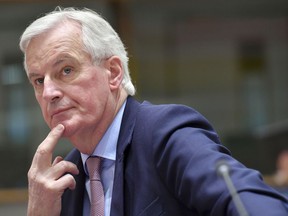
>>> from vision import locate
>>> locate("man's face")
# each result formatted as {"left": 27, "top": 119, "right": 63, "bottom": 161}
{"left": 25, "top": 22, "right": 113, "bottom": 139}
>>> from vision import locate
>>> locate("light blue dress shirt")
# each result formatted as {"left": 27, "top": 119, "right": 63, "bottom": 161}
{"left": 81, "top": 100, "right": 126, "bottom": 216}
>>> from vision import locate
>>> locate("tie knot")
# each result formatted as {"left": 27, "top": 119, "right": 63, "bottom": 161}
{"left": 86, "top": 156, "right": 102, "bottom": 181}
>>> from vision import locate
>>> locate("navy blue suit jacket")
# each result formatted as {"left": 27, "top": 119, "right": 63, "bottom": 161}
{"left": 61, "top": 97, "right": 288, "bottom": 215}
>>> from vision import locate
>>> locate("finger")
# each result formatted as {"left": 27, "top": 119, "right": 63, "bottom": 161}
{"left": 52, "top": 156, "right": 63, "bottom": 166}
{"left": 40, "top": 124, "right": 65, "bottom": 154}
{"left": 55, "top": 173, "right": 77, "bottom": 191}
{"left": 66, "top": 174, "right": 77, "bottom": 190}
{"left": 49, "top": 160, "right": 79, "bottom": 180}
{"left": 31, "top": 124, "right": 65, "bottom": 168}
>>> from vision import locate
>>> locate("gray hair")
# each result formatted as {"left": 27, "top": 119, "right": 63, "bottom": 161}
{"left": 19, "top": 7, "right": 135, "bottom": 95}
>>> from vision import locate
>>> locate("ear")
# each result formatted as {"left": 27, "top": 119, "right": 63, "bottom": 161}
{"left": 104, "top": 56, "right": 124, "bottom": 91}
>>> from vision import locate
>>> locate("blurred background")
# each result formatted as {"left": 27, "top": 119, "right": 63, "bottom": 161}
{"left": 1, "top": 0, "right": 288, "bottom": 214}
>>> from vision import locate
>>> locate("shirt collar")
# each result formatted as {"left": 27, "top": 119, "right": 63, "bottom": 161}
{"left": 81, "top": 100, "right": 127, "bottom": 165}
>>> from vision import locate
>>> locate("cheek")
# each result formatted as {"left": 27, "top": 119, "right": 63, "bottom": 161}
{"left": 81, "top": 93, "right": 102, "bottom": 111}
{"left": 80, "top": 80, "right": 110, "bottom": 103}
{"left": 79, "top": 89, "right": 108, "bottom": 114}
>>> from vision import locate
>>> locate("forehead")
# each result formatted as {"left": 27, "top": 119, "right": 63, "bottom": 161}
{"left": 25, "top": 21, "right": 85, "bottom": 70}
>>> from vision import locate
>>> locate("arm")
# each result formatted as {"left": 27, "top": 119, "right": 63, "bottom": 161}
{"left": 27, "top": 124, "right": 79, "bottom": 216}
{"left": 147, "top": 104, "right": 288, "bottom": 215}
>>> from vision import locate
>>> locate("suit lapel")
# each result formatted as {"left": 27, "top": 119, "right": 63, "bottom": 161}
{"left": 110, "top": 97, "right": 140, "bottom": 216}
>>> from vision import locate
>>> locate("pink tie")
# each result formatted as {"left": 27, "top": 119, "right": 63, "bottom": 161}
{"left": 86, "top": 157, "right": 105, "bottom": 216}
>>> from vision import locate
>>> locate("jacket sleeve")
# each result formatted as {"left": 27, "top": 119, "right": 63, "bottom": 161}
{"left": 141, "top": 103, "right": 288, "bottom": 215}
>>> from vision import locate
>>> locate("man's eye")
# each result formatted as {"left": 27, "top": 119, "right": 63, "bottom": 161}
{"left": 63, "top": 67, "right": 72, "bottom": 75}
{"left": 35, "top": 78, "right": 44, "bottom": 85}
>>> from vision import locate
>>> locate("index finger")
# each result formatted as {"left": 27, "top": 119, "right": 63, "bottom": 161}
{"left": 31, "top": 124, "right": 65, "bottom": 168}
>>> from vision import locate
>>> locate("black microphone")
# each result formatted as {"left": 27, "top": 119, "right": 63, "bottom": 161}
{"left": 216, "top": 160, "right": 249, "bottom": 216}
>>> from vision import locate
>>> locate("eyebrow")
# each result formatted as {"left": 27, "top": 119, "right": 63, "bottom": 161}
{"left": 28, "top": 72, "right": 40, "bottom": 81}
{"left": 52, "top": 55, "right": 72, "bottom": 68}
{"left": 27, "top": 54, "right": 76, "bottom": 81}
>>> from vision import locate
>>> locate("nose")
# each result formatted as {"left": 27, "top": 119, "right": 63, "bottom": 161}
{"left": 42, "top": 77, "right": 62, "bottom": 102}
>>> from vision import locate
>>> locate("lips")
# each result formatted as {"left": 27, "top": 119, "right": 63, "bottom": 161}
{"left": 50, "top": 107, "right": 72, "bottom": 119}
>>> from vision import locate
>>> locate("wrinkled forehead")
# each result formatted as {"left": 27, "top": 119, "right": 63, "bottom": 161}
{"left": 25, "top": 22, "right": 87, "bottom": 72}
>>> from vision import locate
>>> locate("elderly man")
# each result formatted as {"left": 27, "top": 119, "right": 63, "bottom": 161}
{"left": 20, "top": 7, "right": 288, "bottom": 216}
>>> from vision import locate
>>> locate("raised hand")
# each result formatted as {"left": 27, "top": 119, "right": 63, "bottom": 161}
{"left": 27, "top": 124, "right": 79, "bottom": 216}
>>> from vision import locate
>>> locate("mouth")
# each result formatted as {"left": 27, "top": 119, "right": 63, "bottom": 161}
{"left": 51, "top": 107, "right": 73, "bottom": 119}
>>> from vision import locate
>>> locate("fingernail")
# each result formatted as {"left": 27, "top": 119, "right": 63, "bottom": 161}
{"left": 56, "top": 124, "right": 65, "bottom": 131}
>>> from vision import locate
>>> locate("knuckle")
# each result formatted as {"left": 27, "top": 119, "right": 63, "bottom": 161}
{"left": 37, "top": 177, "right": 57, "bottom": 192}
{"left": 36, "top": 146, "right": 49, "bottom": 155}
{"left": 57, "top": 161, "right": 75, "bottom": 172}
{"left": 44, "top": 181, "right": 56, "bottom": 191}
{"left": 58, "top": 161, "right": 69, "bottom": 170}
{"left": 65, "top": 174, "right": 76, "bottom": 189}
{"left": 28, "top": 167, "right": 37, "bottom": 181}
{"left": 66, "top": 173, "right": 75, "bottom": 181}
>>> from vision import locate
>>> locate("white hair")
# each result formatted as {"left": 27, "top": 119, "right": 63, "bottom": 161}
{"left": 19, "top": 7, "right": 135, "bottom": 95}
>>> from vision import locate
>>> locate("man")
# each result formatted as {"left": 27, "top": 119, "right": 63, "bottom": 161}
{"left": 20, "top": 7, "right": 288, "bottom": 216}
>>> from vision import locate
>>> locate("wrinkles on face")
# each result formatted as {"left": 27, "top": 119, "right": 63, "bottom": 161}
{"left": 25, "top": 22, "right": 89, "bottom": 127}
{"left": 27, "top": 36, "right": 86, "bottom": 77}
{"left": 46, "top": 97, "right": 77, "bottom": 124}
{"left": 24, "top": 21, "right": 119, "bottom": 151}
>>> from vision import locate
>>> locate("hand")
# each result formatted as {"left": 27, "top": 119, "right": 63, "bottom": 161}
{"left": 27, "top": 124, "right": 79, "bottom": 216}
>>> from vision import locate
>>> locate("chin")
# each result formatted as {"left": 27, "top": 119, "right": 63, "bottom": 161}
{"left": 61, "top": 123, "right": 78, "bottom": 138}
{"left": 50, "top": 120, "right": 77, "bottom": 138}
